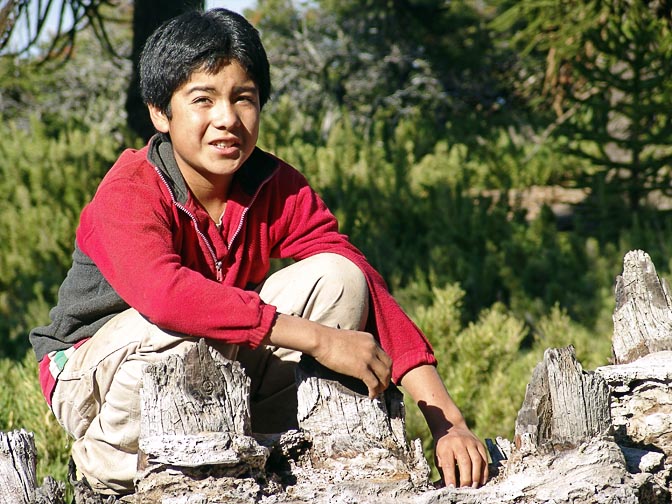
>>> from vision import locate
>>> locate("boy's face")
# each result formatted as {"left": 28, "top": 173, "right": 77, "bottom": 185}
{"left": 148, "top": 61, "right": 260, "bottom": 193}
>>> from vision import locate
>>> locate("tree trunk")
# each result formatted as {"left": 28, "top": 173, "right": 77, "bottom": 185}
{"left": 125, "top": 0, "right": 204, "bottom": 142}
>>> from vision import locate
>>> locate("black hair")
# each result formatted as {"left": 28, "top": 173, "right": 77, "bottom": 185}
{"left": 139, "top": 8, "right": 271, "bottom": 116}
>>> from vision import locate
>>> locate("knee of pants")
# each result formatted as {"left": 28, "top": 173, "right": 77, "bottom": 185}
{"left": 260, "top": 253, "right": 370, "bottom": 330}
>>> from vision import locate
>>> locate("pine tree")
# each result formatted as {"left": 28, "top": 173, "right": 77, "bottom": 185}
{"left": 494, "top": 0, "right": 672, "bottom": 210}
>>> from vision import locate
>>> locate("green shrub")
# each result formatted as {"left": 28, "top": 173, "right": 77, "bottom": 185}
{"left": 0, "top": 118, "right": 119, "bottom": 357}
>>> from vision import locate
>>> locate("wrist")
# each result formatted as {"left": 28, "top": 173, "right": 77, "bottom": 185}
{"left": 267, "top": 313, "right": 323, "bottom": 357}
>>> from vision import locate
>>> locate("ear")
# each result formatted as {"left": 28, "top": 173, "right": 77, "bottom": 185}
{"left": 148, "top": 104, "right": 170, "bottom": 133}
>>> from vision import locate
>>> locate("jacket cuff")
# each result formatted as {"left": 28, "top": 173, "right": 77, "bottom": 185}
{"left": 392, "top": 350, "right": 437, "bottom": 385}
{"left": 246, "top": 304, "right": 278, "bottom": 349}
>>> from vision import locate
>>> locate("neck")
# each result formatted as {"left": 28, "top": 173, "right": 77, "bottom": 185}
{"left": 186, "top": 175, "right": 232, "bottom": 222}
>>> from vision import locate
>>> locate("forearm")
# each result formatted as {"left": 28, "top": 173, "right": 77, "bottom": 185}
{"left": 261, "top": 313, "right": 321, "bottom": 354}
{"left": 400, "top": 364, "right": 468, "bottom": 436}
{"left": 262, "top": 313, "right": 392, "bottom": 398}
{"left": 401, "top": 364, "right": 488, "bottom": 488}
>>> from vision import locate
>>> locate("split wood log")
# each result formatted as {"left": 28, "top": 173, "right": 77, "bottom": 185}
{"left": 612, "top": 249, "right": 672, "bottom": 364}
{"left": 0, "top": 429, "right": 65, "bottom": 504}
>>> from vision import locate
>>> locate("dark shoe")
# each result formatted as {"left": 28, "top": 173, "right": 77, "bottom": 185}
{"left": 68, "top": 457, "right": 134, "bottom": 503}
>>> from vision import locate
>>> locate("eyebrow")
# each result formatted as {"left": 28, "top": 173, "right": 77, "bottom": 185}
{"left": 184, "top": 84, "right": 258, "bottom": 95}
{"left": 184, "top": 85, "right": 217, "bottom": 95}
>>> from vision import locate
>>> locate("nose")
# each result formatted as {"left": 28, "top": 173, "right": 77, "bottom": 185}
{"left": 211, "top": 100, "right": 240, "bottom": 129}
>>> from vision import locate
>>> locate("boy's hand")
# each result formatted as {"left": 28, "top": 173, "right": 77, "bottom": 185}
{"left": 312, "top": 326, "right": 392, "bottom": 398}
{"left": 434, "top": 425, "right": 488, "bottom": 489}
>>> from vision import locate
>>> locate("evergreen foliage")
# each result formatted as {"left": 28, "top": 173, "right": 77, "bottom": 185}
{"left": 0, "top": 118, "right": 119, "bottom": 358}
{"left": 493, "top": 0, "right": 672, "bottom": 209}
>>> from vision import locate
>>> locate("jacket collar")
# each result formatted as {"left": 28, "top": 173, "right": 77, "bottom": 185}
{"left": 147, "top": 133, "right": 278, "bottom": 206}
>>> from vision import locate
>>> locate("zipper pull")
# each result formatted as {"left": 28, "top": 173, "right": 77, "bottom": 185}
{"left": 215, "top": 260, "right": 223, "bottom": 282}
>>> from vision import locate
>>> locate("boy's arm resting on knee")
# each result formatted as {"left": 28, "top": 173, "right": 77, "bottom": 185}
{"left": 400, "top": 365, "right": 489, "bottom": 489}
{"left": 262, "top": 313, "right": 392, "bottom": 398}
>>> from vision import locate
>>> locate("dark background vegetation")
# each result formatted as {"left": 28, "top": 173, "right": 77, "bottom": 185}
{"left": 1, "top": 0, "right": 671, "bottom": 491}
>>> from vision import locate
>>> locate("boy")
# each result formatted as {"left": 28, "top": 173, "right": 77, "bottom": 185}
{"left": 30, "top": 8, "right": 488, "bottom": 498}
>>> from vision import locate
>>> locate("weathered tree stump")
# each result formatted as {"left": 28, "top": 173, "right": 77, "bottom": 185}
{"left": 134, "top": 343, "right": 431, "bottom": 503}
{"left": 514, "top": 346, "right": 611, "bottom": 452}
{"left": 612, "top": 249, "right": 672, "bottom": 364}
{"left": 136, "top": 339, "right": 270, "bottom": 503}
{"left": 598, "top": 249, "right": 672, "bottom": 496}
{"left": 0, "top": 429, "right": 65, "bottom": 504}
{"left": 283, "top": 356, "right": 431, "bottom": 501}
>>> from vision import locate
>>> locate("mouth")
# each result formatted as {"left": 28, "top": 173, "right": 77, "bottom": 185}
{"left": 211, "top": 140, "right": 239, "bottom": 148}
{"left": 210, "top": 139, "right": 241, "bottom": 157}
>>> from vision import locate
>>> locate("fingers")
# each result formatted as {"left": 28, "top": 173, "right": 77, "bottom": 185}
{"left": 436, "top": 432, "right": 489, "bottom": 489}
{"left": 477, "top": 441, "right": 489, "bottom": 485}
{"left": 437, "top": 451, "right": 457, "bottom": 488}
{"left": 362, "top": 345, "right": 392, "bottom": 398}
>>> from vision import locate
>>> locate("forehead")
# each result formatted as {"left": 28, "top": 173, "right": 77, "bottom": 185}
{"left": 178, "top": 60, "right": 257, "bottom": 91}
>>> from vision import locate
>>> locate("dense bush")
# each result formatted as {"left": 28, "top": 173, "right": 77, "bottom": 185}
{"left": 0, "top": 118, "right": 120, "bottom": 358}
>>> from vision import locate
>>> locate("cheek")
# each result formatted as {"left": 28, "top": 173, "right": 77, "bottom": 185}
{"left": 244, "top": 112, "right": 261, "bottom": 138}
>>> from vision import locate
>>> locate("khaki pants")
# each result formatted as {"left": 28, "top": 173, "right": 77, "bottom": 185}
{"left": 50, "top": 253, "right": 369, "bottom": 495}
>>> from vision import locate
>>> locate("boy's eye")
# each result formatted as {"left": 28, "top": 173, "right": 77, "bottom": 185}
{"left": 237, "top": 95, "right": 257, "bottom": 104}
{"left": 192, "top": 96, "right": 211, "bottom": 104}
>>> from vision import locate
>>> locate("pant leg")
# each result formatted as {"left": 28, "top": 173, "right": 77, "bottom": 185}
{"left": 238, "top": 253, "right": 370, "bottom": 433}
{"left": 51, "top": 308, "right": 236, "bottom": 495}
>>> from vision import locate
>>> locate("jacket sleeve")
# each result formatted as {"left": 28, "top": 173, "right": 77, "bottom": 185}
{"left": 270, "top": 166, "right": 436, "bottom": 384}
{"left": 77, "top": 174, "right": 276, "bottom": 349}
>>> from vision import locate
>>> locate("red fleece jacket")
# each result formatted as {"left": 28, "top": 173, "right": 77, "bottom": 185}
{"left": 36, "top": 137, "right": 436, "bottom": 391}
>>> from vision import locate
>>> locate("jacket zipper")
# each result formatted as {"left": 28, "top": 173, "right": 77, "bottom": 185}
{"left": 154, "top": 168, "right": 222, "bottom": 281}
{"left": 154, "top": 166, "right": 275, "bottom": 283}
